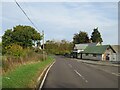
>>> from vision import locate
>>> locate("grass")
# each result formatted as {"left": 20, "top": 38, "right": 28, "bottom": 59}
{"left": 0, "top": 75, "right": 1, "bottom": 89}
{"left": 2, "top": 56, "right": 55, "bottom": 88}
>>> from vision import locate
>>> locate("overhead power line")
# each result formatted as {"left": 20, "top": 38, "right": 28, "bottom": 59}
{"left": 14, "top": 0, "right": 39, "bottom": 31}
{"left": 14, "top": 0, "right": 45, "bottom": 49}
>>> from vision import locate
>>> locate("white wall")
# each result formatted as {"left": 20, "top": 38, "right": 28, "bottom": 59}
{"left": 82, "top": 54, "right": 102, "bottom": 60}
{"left": 77, "top": 53, "right": 81, "bottom": 59}
{"left": 110, "top": 53, "right": 120, "bottom": 62}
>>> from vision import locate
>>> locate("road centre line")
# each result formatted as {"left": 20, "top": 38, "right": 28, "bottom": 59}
{"left": 74, "top": 69, "right": 88, "bottom": 83}
{"left": 74, "top": 59, "right": 119, "bottom": 77}
{"left": 84, "top": 63, "right": 120, "bottom": 77}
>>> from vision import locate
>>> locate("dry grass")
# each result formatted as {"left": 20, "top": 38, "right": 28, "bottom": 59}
{"left": 2, "top": 53, "right": 47, "bottom": 73}
{"left": 2, "top": 55, "right": 54, "bottom": 88}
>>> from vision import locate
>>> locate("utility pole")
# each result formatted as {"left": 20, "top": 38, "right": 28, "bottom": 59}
{"left": 42, "top": 30, "right": 45, "bottom": 60}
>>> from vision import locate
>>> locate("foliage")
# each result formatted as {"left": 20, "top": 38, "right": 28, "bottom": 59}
{"left": 2, "top": 25, "right": 46, "bottom": 72}
{"left": 0, "top": 42, "right": 2, "bottom": 46}
{"left": 0, "top": 42, "right": 2, "bottom": 55}
{"left": 5, "top": 44, "right": 24, "bottom": 58}
{"left": 45, "top": 40, "right": 73, "bottom": 55}
{"left": 73, "top": 31, "right": 89, "bottom": 44}
{"left": 2, "top": 56, "right": 54, "bottom": 88}
{"left": 2, "top": 29, "right": 13, "bottom": 47}
{"left": 2, "top": 48, "right": 46, "bottom": 72}
{"left": 90, "top": 27, "right": 103, "bottom": 43}
{"left": 2, "top": 25, "right": 42, "bottom": 54}
{"left": 2, "top": 29, "right": 13, "bottom": 54}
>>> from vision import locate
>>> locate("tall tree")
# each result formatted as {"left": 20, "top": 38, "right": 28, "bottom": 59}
{"left": 2, "top": 29, "right": 13, "bottom": 47}
{"left": 2, "top": 29, "right": 13, "bottom": 54}
{"left": 12, "top": 25, "right": 42, "bottom": 48}
{"left": 73, "top": 31, "right": 89, "bottom": 44}
{"left": 90, "top": 27, "right": 103, "bottom": 43}
{"left": 2, "top": 25, "right": 42, "bottom": 54}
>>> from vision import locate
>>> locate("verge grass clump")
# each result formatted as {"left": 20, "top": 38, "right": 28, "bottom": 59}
{"left": 2, "top": 55, "right": 55, "bottom": 88}
{"left": 2, "top": 44, "right": 46, "bottom": 72}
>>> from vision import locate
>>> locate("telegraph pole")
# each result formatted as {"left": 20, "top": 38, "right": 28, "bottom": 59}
{"left": 42, "top": 30, "right": 45, "bottom": 60}
{"left": 42, "top": 30, "right": 44, "bottom": 50}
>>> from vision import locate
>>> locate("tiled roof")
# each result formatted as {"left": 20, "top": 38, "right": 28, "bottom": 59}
{"left": 111, "top": 45, "right": 120, "bottom": 53}
{"left": 74, "top": 43, "right": 97, "bottom": 50}
{"left": 82, "top": 45, "right": 115, "bottom": 54}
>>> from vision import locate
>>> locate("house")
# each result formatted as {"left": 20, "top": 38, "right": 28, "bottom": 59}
{"left": 72, "top": 43, "right": 99, "bottom": 58}
{"left": 82, "top": 45, "right": 116, "bottom": 61}
{"left": 111, "top": 45, "right": 120, "bottom": 62}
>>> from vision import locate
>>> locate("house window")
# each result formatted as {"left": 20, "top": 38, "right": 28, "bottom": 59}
{"left": 86, "top": 54, "right": 88, "bottom": 56}
{"left": 93, "top": 54, "right": 96, "bottom": 57}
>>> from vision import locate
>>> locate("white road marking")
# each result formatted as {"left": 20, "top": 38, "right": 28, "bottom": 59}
{"left": 84, "top": 63, "right": 120, "bottom": 77}
{"left": 74, "top": 69, "right": 88, "bottom": 83}
{"left": 74, "top": 69, "right": 82, "bottom": 76}
{"left": 37, "top": 66, "right": 49, "bottom": 82}
{"left": 111, "top": 73, "right": 120, "bottom": 76}
{"left": 68, "top": 64, "right": 72, "bottom": 68}
{"left": 39, "top": 61, "right": 56, "bottom": 89}
{"left": 85, "top": 80, "right": 88, "bottom": 83}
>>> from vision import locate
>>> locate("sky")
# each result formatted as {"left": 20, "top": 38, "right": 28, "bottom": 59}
{"left": 1, "top": 0, "right": 119, "bottom": 45}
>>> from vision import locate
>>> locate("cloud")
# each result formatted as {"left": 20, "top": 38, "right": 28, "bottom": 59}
{"left": 1, "top": 0, "right": 119, "bottom": 2}
{"left": 1, "top": 2, "right": 118, "bottom": 45}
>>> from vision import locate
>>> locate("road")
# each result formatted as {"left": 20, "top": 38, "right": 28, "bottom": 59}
{"left": 42, "top": 56, "right": 118, "bottom": 88}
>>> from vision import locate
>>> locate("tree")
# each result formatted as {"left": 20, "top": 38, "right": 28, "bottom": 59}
{"left": 2, "top": 25, "right": 42, "bottom": 54}
{"left": 12, "top": 25, "right": 42, "bottom": 48}
{"left": 73, "top": 31, "right": 89, "bottom": 44}
{"left": 44, "top": 40, "right": 73, "bottom": 55}
{"left": 90, "top": 27, "right": 103, "bottom": 43}
{"left": 44, "top": 40, "right": 58, "bottom": 54}
{"left": 2, "top": 29, "right": 13, "bottom": 47}
{"left": 2, "top": 29, "right": 13, "bottom": 54}
{"left": 0, "top": 42, "right": 2, "bottom": 55}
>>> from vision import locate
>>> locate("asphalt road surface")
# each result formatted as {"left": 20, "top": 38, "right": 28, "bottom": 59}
{"left": 42, "top": 56, "right": 118, "bottom": 88}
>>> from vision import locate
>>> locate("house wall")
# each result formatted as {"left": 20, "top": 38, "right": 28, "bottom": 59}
{"left": 109, "top": 53, "right": 120, "bottom": 62}
{"left": 110, "top": 53, "right": 117, "bottom": 61}
{"left": 77, "top": 53, "right": 82, "bottom": 59}
{"left": 118, "top": 53, "right": 120, "bottom": 62}
{"left": 82, "top": 54, "right": 102, "bottom": 60}
{"left": 104, "top": 48, "right": 116, "bottom": 61}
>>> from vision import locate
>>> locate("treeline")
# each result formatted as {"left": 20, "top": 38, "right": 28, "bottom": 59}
{"left": 2, "top": 25, "right": 42, "bottom": 55}
{"left": 73, "top": 27, "right": 103, "bottom": 44}
{"left": 43, "top": 27, "right": 103, "bottom": 55}
{"left": 44, "top": 40, "right": 73, "bottom": 55}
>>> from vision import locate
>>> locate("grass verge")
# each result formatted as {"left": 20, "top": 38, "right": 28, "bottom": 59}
{"left": 2, "top": 56, "right": 55, "bottom": 88}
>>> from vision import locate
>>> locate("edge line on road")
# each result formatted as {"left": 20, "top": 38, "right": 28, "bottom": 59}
{"left": 39, "top": 60, "right": 56, "bottom": 90}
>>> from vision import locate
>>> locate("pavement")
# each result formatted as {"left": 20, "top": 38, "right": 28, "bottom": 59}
{"left": 73, "top": 58, "right": 120, "bottom": 67}
{"left": 42, "top": 56, "right": 118, "bottom": 88}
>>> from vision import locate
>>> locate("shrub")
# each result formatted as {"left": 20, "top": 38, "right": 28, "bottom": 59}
{"left": 6, "top": 44, "right": 24, "bottom": 58}
{"left": 2, "top": 44, "right": 47, "bottom": 72}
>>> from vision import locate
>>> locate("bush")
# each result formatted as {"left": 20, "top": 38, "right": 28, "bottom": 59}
{"left": 6, "top": 44, "right": 24, "bottom": 58}
{"left": 1, "top": 42, "right": 49, "bottom": 72}
{"left": 2, "top": 44, "right": 47, "bottom": 72}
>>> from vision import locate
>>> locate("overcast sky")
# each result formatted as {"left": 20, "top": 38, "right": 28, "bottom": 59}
{"left": 1, "top": 0, "right": 119, "bottom": 45}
